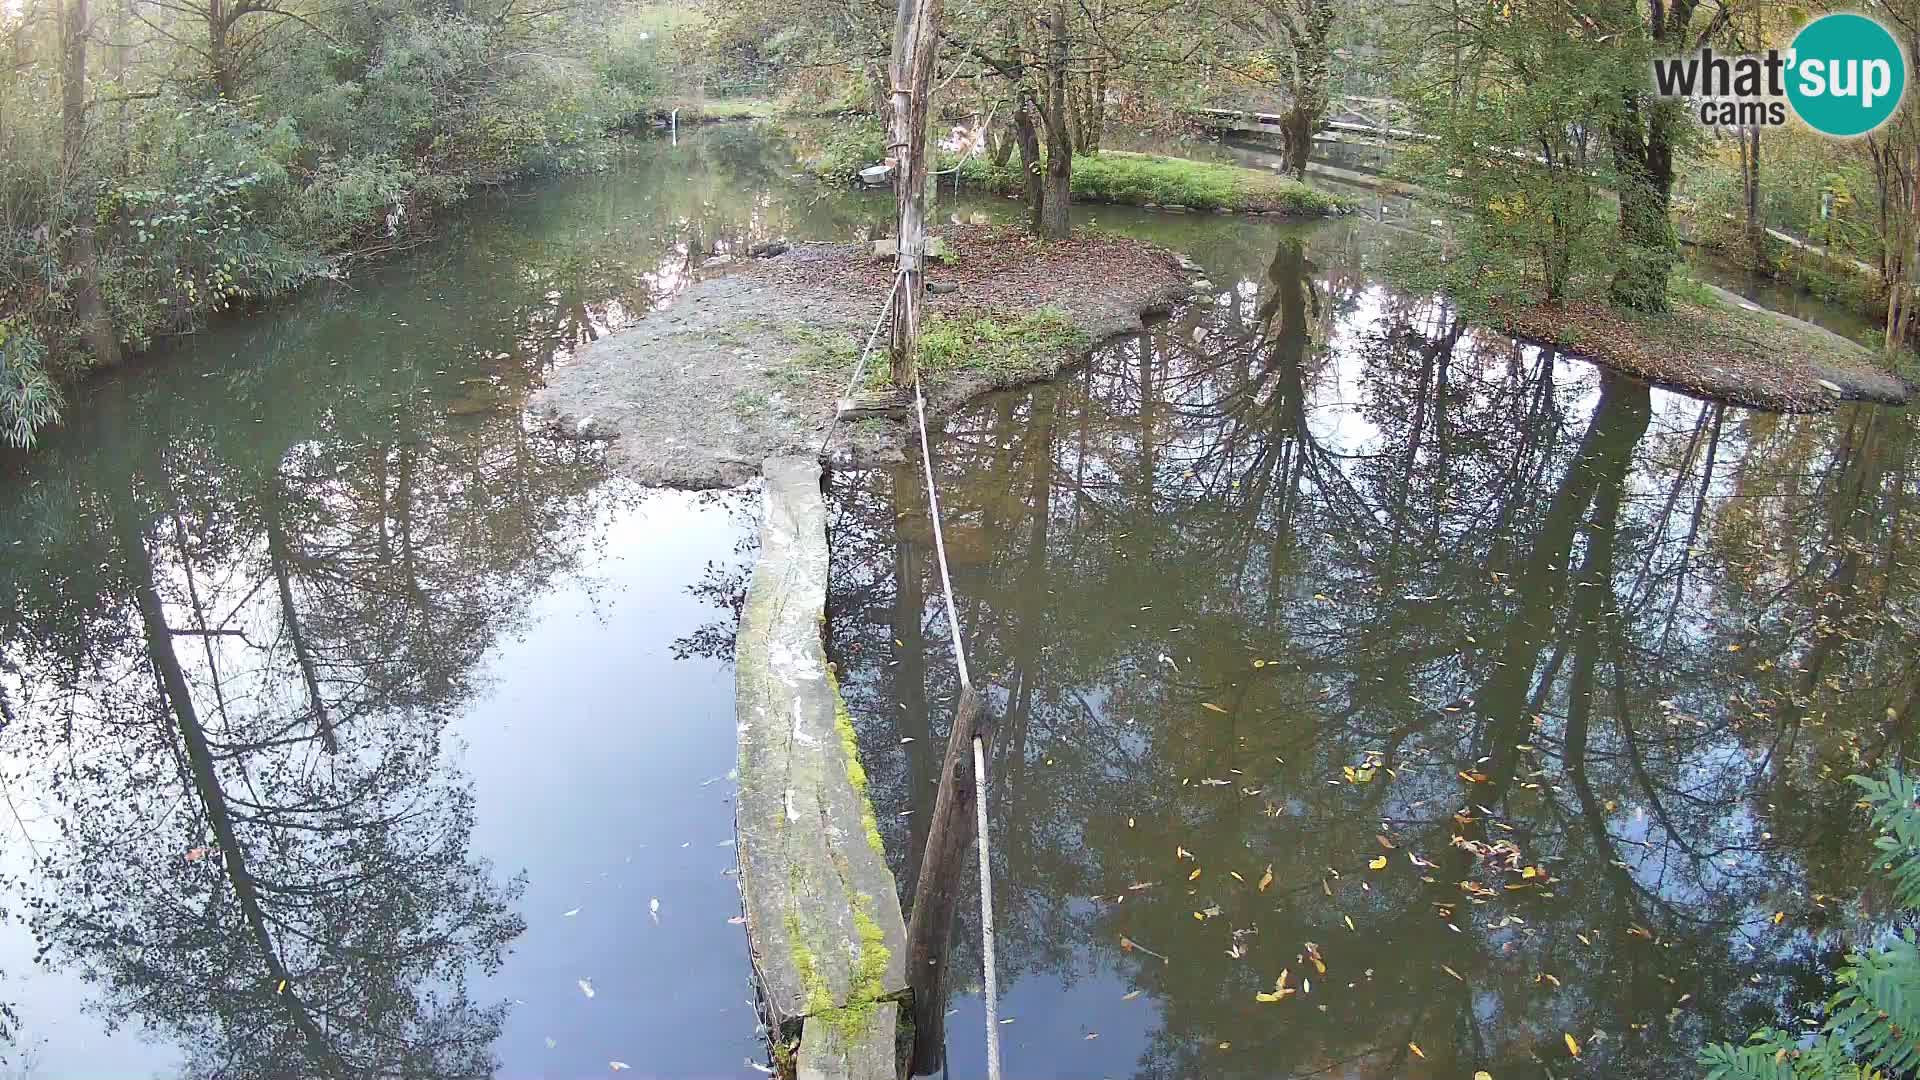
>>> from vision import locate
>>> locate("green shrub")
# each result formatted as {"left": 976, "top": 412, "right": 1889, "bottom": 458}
{"left": 0, "top": 320, "right": 60, "bottom": 449}
{"left": 1700, "top": 770, "right": 1920, "bottom": 1080}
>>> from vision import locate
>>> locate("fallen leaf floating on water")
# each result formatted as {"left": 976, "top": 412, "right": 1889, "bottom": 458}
{"left": 563, "top": 908, "right": 580, "bottom": 918}
{"left": 649, "top": 898, "right": 661, "bottom": 925}
{"left": 1368, "top": 857, "right": 1388, "bottom": 870}
{"left": 1409, "top": 1043, "right": 1426, "bottom": 1059}
{"left": 1189, "top": 867, "right": 1203, "bottom": 881}
{"left": 728, "top": 916, "right": 746, "bottom": 925}
{"left": 1201, "top": 702, "right": 1228, "bottom": 714}
{"left": 1259, "top": 865, "right": 1274, "bottom": 892}
{"left": 1565, "top": 1033, "right": 1582, "bottom": 1057}
{"left": 276, "top": 979, "right": 288, "bottom": 994}
{"left": 1476, "top": 1073, "right": 1494, "bottom": 1080}
{"left": 578, "top": 979, "right": 596, "bottom": 999}
{"left": 1121, "top": 990, "right": 1142, "bottom": 1001}
{"left": 1084, "top": 1033, "right": 1099, "bottom": 1040}
{"left": 610, "top": 1063, "right": 631, "bottom": 1072}
{"left": 1440, "top": 964, "right": 1463, "bottom": 981}
{"left": 746, "top": 1061, "right": 775, "bottom": 1075}
{"left": 1376, "top": 835, "right": 1396, "bottom": 850}
{"left": 1176, "top": 846, "right": 1193, "bottom": 860}
{"left": 545, "top": 1037, "right": 557, "bottom": 1049}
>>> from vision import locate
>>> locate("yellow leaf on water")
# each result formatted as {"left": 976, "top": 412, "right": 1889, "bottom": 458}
{"left": 1259, "top": 865, "right": 1274, "bottom": 892}
{"left": 1230, "top": 871, "right": 1244, "bottom": 882}
{"left": 1441, "top": 964, "right": 1463, "bottom": 981}
{"left": 1202, "top": 702, "right": 1228, "bottom": 714}
{"left": 1476, "top": 1073, "right": 1494, "bottom": 1080}
{"left": 1189, "top": 867, "right": 1203, "bottom": 881}
{"left": 1565, "top": 1033, "right": 1582, "bottom": 1057}
{"left": 1368, "top": 856, "right": 1388, "bottom": 870}
{"left": 1121, "top": 990, "right": 1142, "bottom": 1001}
{"left": 276, "top": 980, "right": 288, "bottom": 994}
{"left": 1409, "top": 1042, "right": 1425, "bottom": 1059}
{"left": 1343, "top": 914, "right": 1355, "bottom": 931}
{"left": 1772, "top": 911, "right": 1786, "bottom": 925}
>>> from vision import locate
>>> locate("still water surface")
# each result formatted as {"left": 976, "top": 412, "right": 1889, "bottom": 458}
{"left": 1, "top": 125, "right": 1914, "bottom": 1079}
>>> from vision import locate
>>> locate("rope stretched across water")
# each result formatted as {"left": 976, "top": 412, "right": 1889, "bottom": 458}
{"left": 908, "top": 369, "right": 997, "bottom": 1078}
{"left": 820, "top": 269, "right": 1002, "bottom": 1080}
{"left": 817, "top": 271, "right": 907, "bottom": 458}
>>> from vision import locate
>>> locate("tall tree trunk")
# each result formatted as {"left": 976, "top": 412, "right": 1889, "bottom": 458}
{"left": 1012, "top": 89, "right": 1044, "bottom": 234}
{"left": 1608, "top": 101, "right": 1680, "bottom": 312}
{"left": 1037, "top": 0, "right": 1072, "bottom": 239}
{"left": 887, "top": 0, "right": 943, "bottom": 383}
{"left": 207, "top": 0, "right": 237, "bottom": 97}
{"left": 1739, "top": 124, "right": 1764, "bottom": 269}
{"left": 1888, "top": 145, "right": 1919, "bottom": 359}
{"left": 62, "top": 0, "right": 119, "bottom": 368}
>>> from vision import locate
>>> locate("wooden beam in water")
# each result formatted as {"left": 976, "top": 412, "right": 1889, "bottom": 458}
{"left": 736, "top": 456, "right": 908, "bottom": 1079}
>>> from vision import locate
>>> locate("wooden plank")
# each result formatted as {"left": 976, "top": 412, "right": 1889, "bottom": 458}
{"left": 798, "top": 1001, "right": 900, "bottom": 1080}
{"left": 736, "top": 457, "right": 909, "bottom": 1039}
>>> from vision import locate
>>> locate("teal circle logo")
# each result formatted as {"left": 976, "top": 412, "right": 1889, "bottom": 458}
{"left": 1787, "top": 13, "right": 1907, "bottom": 137}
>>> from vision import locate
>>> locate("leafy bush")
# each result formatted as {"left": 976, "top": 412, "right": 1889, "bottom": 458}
{"left": 0, "top": 321, "right": 60, "bottom": 449}
{"left": 809, "top": 119, "right": 890, "bottom": 186}
{"left": 1700, "top": 770, "right": 1920, "bottom": 1080}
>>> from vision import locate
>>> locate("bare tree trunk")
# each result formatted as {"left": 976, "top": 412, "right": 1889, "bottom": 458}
{"left": 62, "top": 0, "right": 119, "bottom": 368}
{"left": 1740, "top": 124, "right": 1764, "bottom": 269}
{"left": 1037, "top": 0, "right": 1072, "bottom": 239}
{"left": 1012, "top": 89, "right": 1044, "bottom": 235}
{"left": 887, "top": 0, "right": 943, "bottom": 383}
{"left": 1888, "top": 146, "right": 1918, "bottom": 359}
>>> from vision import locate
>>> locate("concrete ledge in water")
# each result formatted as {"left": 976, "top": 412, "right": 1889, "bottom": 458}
{"left": 735, "top": 456, "right": 907, "bottom": 1076}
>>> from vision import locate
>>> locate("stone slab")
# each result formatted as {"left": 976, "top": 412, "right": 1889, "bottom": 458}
{"left": 735, "top": 457, "right": 908, "bottom": 1035}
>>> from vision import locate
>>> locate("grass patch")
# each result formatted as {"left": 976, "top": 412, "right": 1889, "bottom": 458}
{"left": 773, "top": 324, "right": 862, "bottom": 388}
{"left": 955, "top": 150, "right": 1346, "bottom": 215}
{"left": 917, "top": 307, "right": 1091, "bottom": 382}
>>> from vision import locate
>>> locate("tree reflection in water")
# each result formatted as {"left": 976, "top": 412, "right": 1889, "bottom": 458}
{"left": 824, "top": 233, "right": 1920, "bottom": 1079}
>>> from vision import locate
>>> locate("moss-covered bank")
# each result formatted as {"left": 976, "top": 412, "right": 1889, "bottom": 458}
{"left": 955, "top": 150, "right": 1350, "bottom": 216}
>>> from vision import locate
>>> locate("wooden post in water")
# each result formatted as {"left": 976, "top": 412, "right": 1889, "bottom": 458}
{"left": 887, "top": 0, "right": 942, "bottom": 386}
{"left": 903, "top": 684, "right": 987, "bottom": 1076}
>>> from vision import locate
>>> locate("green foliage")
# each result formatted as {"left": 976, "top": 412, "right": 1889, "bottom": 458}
{"left": 1699, "top": 769, "right": 1920, "bottom": 1080}
{"left": 0, "top": 320, "right": 61, "bottom": 449}
{"left": 0, "top": 0, "right": 673, "bottom": 447}
{"left": 806, "top": 118, "right": 890, "bottom": 186}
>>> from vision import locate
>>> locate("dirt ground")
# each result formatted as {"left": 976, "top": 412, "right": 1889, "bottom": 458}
{"left": 529, "top": 225, "right": 1197, "bottom": 488}
{"left": 1500, "top": 283, "right": 1915, "bottom": 413}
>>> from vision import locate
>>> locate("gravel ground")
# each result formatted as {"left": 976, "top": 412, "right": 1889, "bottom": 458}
{"left": 529, "top": 226, "right": 1196, "bottom": 488}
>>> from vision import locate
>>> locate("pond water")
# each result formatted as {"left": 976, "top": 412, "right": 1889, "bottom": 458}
{"left": 0, "top": 124, "right": 1914, "bottom": 1079}
{"left": 826, "top": 224, "right": 1920, "bottom": 1079}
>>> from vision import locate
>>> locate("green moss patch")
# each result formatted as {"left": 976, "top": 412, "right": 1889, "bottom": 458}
{"left": 956, "top": 150, "right": 1345, "bottom": 215}
{"left": 915, "top": 307, "right": 1091, "bottom": 385}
